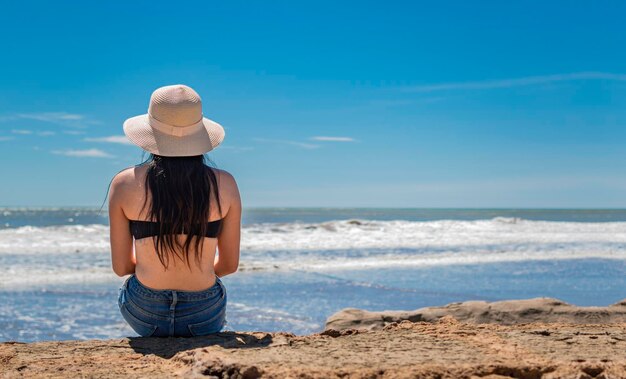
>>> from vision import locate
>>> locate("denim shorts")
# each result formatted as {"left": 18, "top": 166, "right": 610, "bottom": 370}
{"left": 118, "top": 274, "right": 227, "bottom": 337}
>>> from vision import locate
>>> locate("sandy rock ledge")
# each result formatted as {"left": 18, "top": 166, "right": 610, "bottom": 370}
{"left": 326, "top": 297, "right": 626, "bottom": 331}
{"left": 1, "top": 319, "right": 625, "bottom": 378}
{"left": 3, "top": 298, "right": 626, "bottom": 378}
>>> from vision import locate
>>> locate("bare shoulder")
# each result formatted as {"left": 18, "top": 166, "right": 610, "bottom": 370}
{"left": 112, "top": 166, "right": 146, "bottom": 187}
{"left": 110, "top": 167, "right": 132, "bottom": 187}
{"left": 211, "top": 168, "right": 241, "bottom": 213}
{"left": 212, "top": 168, "right": 239, "bottom": 191}
{"left": 109, "top": 166, "right": 147, "bottom": 201}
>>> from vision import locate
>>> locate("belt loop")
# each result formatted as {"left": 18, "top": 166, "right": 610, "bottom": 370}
{"left": 169, "top": 291, "right": 178, "bottom": 337}
{"left": 122, "top": 275, "right": 132, "bottom": 290}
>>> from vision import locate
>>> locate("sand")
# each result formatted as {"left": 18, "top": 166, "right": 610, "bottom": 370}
{"left": 2, "top": 298, "right": 626, "bottom": 378}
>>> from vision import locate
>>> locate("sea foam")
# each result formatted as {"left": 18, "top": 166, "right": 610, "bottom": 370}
{"left": 0, "top": 218, "right": 625, "bottom": 288}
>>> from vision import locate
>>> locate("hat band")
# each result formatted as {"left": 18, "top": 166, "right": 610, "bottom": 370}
{"left": 148, "top": 114, "right": 204, "bottom": 137}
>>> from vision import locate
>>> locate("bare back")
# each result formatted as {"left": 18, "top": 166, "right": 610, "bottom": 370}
{"left": 108, "top": 164, "right": 241, "bottom": 291}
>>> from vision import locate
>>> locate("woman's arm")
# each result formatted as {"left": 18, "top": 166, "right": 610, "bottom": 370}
{"left": 214, "top": 171, "right": 241, "bottom": 278}
{"left": 109, "top": 172, "right": 136, "bottom": 277}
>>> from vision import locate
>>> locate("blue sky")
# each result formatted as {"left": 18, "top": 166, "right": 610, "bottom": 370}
{"left": 1, "top": 1, "right": 626, "bottom": 207}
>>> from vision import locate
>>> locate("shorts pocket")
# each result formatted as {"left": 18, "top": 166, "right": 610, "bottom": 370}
{"left": 120, "top": 303, "right": 158, "bottom": 337}
{"left": 187, "top": 309, "right": 226, "bottom": 337}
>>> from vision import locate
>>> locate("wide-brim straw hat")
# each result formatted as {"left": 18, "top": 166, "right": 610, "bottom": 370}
{"left": 123, "top": 84, "right": 225, "bottom": 156}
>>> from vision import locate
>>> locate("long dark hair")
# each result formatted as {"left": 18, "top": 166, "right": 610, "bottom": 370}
{"left": 141, "top": 154, "right": 222, "bottom": 270}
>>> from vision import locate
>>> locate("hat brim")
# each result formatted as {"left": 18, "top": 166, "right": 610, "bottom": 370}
{"left": 123, "top": 114, "right": 225, "bottom": 157}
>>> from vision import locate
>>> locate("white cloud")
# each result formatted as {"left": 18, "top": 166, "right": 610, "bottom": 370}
{"left": 16, "top": 112, "right": 84, "bottom": 122}
{"left": 37, "top": 131, "right": 55, "bottom": 137}
{"left": 0, "top": 136, "right": 14, "bottom": 141}
{"left": 52, "top": 148, "right": 114, "bottom": 158}
{"left": 84, "top": 135, "right": 133, "bottom": 145}
{"left": 11, "top": 129, "right": 32, "bottom": 135}
{"left": 0, "top": 112, "right": 96, "bottom": 128}
{"left": 62, "top": 130, "right": 86, "bottom": 135}
{"left": 254, "top": 138, "right": 319, "bottom": 149}
{"left": 403, "top": 72, "right": 626, "bottom": 93}
{"left": 310, "top": 136, "right": 355, "bottom": 142}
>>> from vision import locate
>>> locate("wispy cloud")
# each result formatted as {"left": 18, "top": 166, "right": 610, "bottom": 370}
{"left": 310, "top": 136, "right": 355, "bottom": 142}
{"left": 62, "top": 130, "right": 86, "bottom": 135}
{"left": 254, "top": 138, "right": 320, "bottom": 149}
{"left": 403, "top": 72, "right": 626, "bottom": 93}
{"left": 11, "top": 129, "right": 32, "bottom": 135}
{"left": 10, "top": 129, "right": 56, "bottom": 137}
{"left": 52, "top": 148, "right": 114, "bottom": 158}
{"left": 0, "top": 136, "right": 14, "bottom": 141}
{"left": 16, "top": 112, "right": 84, "bottom": 122}
{"left": 84, "top": 135, "right": 133, "bottom": 145}
{"left": 0, "top": 112, "right": 96, "bottom": 128}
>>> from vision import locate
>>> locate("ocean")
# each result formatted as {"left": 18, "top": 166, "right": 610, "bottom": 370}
{"left": 1, "top": 208, "right": 625, "bottom": 342}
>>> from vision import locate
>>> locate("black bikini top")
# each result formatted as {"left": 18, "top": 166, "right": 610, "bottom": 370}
{"left": 129, "top": 219, "right": 223, "bottom": 240}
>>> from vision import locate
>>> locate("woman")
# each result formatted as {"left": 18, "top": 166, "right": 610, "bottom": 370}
{"left": 109, "top": 84, "right": 241, "bottom": 337}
